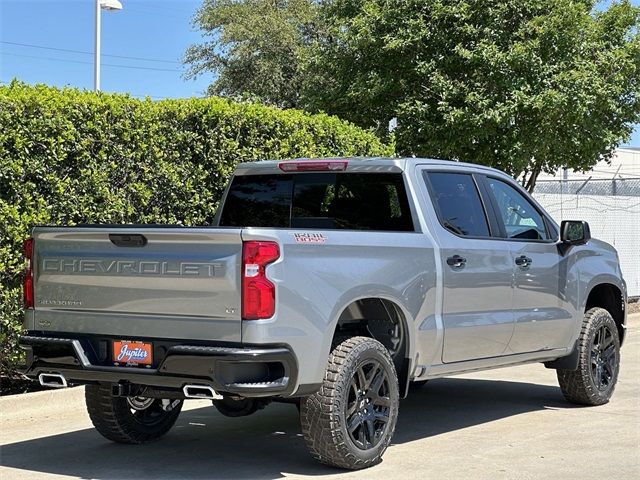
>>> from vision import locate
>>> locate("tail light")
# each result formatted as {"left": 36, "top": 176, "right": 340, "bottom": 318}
{"left": 23, "top": 237, "right": 34, "bottom": 309}
{"left": 242, "top": 241, "right": 279, "bottom": 320}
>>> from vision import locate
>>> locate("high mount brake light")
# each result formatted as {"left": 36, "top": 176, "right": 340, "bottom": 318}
{"left": 242, "top": 241, "right": 280, "bottom": 320}
{"left": 278, "top": 160, "right": 348, "bottom": 172}
{"left": 23, "top": 237, "right": 34, "bottom": 309}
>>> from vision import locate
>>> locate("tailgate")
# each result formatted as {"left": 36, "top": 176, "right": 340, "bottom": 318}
{"left": 31, "top": 227, "right": 242, "bottom": 342}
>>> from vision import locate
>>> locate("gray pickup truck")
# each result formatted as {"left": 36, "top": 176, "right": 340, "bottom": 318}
{"left": 20, "top": 158, "right": 627, "bottom": 469}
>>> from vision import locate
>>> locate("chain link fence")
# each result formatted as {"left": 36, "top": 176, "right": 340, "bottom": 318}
{"left": 533, "top": 178, "right": 640, "bottom": 297}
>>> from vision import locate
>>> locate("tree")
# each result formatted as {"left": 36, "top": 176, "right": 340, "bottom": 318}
{"left": 303, "top": 0, "right": 640, "bottom": 190}
{"left": 185, "top": 0, "right": 320, "bottom": 109}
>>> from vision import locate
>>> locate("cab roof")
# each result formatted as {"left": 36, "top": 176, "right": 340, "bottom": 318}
{"left": 234, "top": 157, "right": 509, "bottom": 177}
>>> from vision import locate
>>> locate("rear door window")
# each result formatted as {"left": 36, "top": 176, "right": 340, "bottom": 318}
{"left": 220, "top": 173, "right": 414, "bottom": 231}
{"left": 425, "top": 172, "right": 490, "bottom": 237}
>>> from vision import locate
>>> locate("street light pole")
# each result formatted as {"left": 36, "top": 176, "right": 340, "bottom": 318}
{"left": 94, "top": 0, "right": 101, "bottom": 92}
{"left": 94, "top": 0, "right": 123, "bottom": 92}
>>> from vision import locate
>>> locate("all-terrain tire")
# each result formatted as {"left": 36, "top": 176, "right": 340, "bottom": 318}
{"left": 85, "top": 384, "right": 183, "bottom": 444}
{"left": 300, "top": 336, "right": 399, "bottom": 470}
{"left": 557, "top": 307, "right": 621, "bottom": 406}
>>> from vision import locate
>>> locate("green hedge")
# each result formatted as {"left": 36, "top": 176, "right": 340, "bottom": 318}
{"left": 0, "top": 81, "right": 392, "bottom": 375}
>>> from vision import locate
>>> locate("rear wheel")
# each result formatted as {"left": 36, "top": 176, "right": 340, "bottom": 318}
{"left": 85, "top": 384, "right": 183, "bottom": 444}
{"left": 557, "top": 307, "right": 620, "bottom": 406}
{"left": 300, "top": 337, "right": 399, "bottom": 470}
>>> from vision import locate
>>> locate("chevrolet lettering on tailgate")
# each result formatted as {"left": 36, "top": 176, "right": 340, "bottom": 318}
{"left": 42, "top": 258, "right": 223, "bottom": 277}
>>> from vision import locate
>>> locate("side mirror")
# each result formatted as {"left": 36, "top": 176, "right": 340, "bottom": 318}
{"left": 560, "top": 220, "right": 591, "bottom": 245}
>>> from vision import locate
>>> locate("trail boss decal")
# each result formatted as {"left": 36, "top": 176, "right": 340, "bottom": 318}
{"left": 292, "top": 233, "right": 327, "bottom": 244}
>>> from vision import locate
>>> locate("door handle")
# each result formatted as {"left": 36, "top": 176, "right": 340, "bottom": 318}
{"left": 446, "top": 255, "right": 467, "bottom": 269}
{"left": 515, "top": 255, "right": 533, "bottom": 268}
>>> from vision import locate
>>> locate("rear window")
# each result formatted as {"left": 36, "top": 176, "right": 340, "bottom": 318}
{"left": 219, "top": 173, "right": 414, "bottom": 231}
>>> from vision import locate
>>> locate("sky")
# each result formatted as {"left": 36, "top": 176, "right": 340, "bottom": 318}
{"left": 0, "top": 0, "right": 638, "bottom": 146}
{"left": 0, "top": 0, "right": 208, "bottom": 99}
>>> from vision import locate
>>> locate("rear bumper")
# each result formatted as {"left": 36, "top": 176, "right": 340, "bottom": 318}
{"left": 19, "top": 333, "right": 298, "bottom": 398}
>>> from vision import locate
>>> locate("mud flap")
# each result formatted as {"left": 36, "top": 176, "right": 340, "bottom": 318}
{"left": 544, "top": 341, "right": 579, "bottom": 371}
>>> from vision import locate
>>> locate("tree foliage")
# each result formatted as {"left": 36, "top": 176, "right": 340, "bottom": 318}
{"left": 185, "top": 0, "right": 639, "bottom": 189}
{"left": 0, "top": 81, "right": 390, "bottom": 376}
{"left": 304, "top": 0, "right": 640, "bottom": 189}
{"left": 185, "top": 0, "right": 319, "bottom": 108}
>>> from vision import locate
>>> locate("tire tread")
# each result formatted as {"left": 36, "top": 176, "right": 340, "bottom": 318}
{"left": 300, "top": 336, "right": 399, "bottom": 470}
{"left": 557, "top": 307, "right": 620, "bottom": 406}
{"left": 85, "top": 385, "right": 181, "bottom": 444}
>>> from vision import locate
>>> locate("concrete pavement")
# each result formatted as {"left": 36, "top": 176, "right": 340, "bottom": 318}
{"left": 1, "top": 315, "right": 639, "bottom": 480}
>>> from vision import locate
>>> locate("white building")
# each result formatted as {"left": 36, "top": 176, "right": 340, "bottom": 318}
{"left": 533, "top": 148, "right": 640, "bottom": 297}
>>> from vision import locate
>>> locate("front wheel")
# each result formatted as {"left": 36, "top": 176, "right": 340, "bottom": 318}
{"left": 557, "top": 307, "right": 621, "bottom": 406}
{"left": 300, "top": 336, "right": 399, "bottom": 470}
{"left": 85, "top": 384, "right": 183, "bottom": 444}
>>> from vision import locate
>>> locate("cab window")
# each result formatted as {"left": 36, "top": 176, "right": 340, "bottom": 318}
{"left": 425, "top": 172, "right": 490, "bottom": 237}
{"left": 220, "top": 173, "right": 414, "bottom": 231}
{"left": 486, "top": 178, "right": 550, "bottom": 240}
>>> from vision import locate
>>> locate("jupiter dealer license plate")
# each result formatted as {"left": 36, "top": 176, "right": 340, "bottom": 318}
{"left": 113, "top": 340, "right": 153, "bottom": 367}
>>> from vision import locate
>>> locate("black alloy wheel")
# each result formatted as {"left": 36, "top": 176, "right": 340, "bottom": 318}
{"left": 346, "top": 359, "right": 392, "bottom": 450}
{"left": 590, "top": 324, "right": 617, "bottom": 392}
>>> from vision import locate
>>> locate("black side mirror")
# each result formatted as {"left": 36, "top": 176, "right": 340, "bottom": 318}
{"left": 560, "top": 220, "right": 591, "bottom": 245}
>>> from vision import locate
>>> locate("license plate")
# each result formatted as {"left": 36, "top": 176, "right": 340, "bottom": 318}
{"left": 113, "top": 340, "right": 153, "bottom": 366}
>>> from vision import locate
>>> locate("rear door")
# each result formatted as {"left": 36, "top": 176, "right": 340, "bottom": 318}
{"left": 32, "top": 228, "right": 243, "bottom": 342}
{"left": 481, "top": 176, "right": 575, "bottom": 352}
{"left": 421, "top": 169, "right": 515, "bottom": 363}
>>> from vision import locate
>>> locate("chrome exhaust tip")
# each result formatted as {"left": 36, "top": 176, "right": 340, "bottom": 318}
{"left": 182, "top": 384, "right": 222, "bottom": 400}
{"left": 38, "top": 373, "right": 68, "bottom": 388}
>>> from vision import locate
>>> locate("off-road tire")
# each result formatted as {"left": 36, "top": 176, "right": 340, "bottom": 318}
{"left": 557, "top": 307, "right": 620, "bottom": 406}
{"left": 300, "top": 336, "right": 399, "bottom": 470}
{"left": 85, "top": 384, "right": 183, "bottom": 444}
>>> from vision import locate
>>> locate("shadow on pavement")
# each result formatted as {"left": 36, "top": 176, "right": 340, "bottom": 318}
{"left": 0, "top": 377, "right": 572, "bottom": 479}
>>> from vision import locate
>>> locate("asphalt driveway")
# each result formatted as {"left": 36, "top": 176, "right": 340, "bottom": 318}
{"left": 1, "top": 314, "right": 638, "bottom": 480}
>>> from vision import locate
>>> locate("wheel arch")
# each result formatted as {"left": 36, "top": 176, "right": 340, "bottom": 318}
{"left": 584, "top": 281, "right": 626, "bottom": 345}
{"left": 328, "top": 293, "right": 415, "bottom": 398}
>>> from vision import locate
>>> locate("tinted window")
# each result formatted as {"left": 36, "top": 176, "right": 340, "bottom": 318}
{"left": 220, "top": 173, "right": 414, "bottom": 231}
{"left": 219, "top": 175, "right": 292, "bottom": 228}
{"left": 486, "top": 178, "right": 549, "bottom": 240}
{"left": 426, "top": 172, "right": 490, "bottom": 237}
